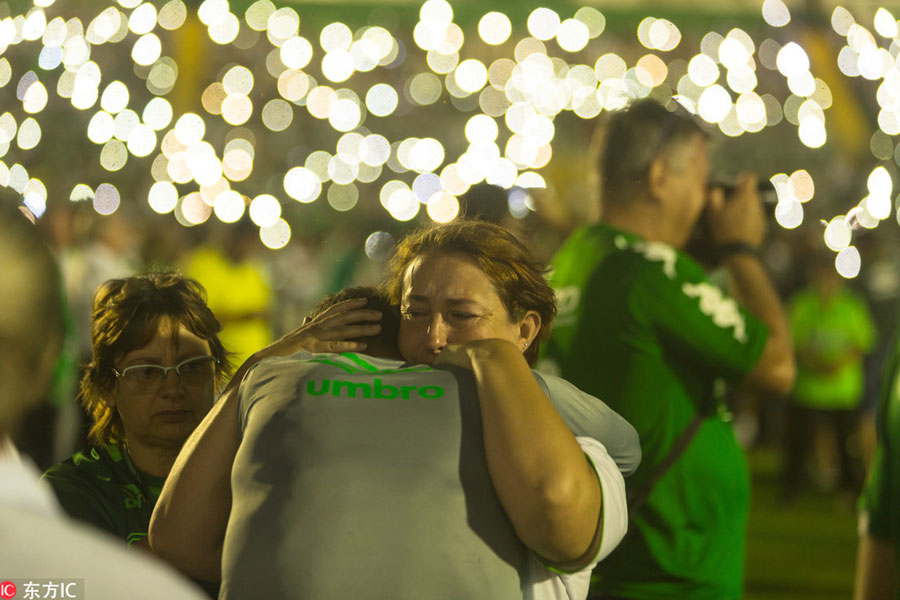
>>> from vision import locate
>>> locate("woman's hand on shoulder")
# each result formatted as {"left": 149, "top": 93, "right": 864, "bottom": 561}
{"left": 261, "top": 297, "right": 383, "bottom": 359}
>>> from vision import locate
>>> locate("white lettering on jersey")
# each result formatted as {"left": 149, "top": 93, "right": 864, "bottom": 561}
{"left": 682, "top": 281, "right": 748, "bottom": 343}
{"left": 616, "top": 235, "right": 677, "bottom": 279}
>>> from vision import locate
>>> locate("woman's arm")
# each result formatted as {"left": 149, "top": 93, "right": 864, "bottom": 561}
{"left": 437, "top": 339, "right": 605, "bottom": 567}
{"left": 149, "top": 298, "right": 383, "bottom": 580}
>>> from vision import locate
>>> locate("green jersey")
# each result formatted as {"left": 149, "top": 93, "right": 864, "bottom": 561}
{"left": 543, "top": 224, "right": 768, "bottom": 599}
{"left": 860, "top": 328, "right": 900, "bottom": 585}
{"left": 789, "top": 286, "right": 875, "bottom": 409}
{"left": 42, "top": 444, "right": 164, "bottom": 546}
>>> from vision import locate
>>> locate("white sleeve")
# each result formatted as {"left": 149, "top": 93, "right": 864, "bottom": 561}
{"left": 523, "top": 437, "right": 628, "bottom": 600}
{"left": 532, "top": 371, "right": 642, "bottom": 477}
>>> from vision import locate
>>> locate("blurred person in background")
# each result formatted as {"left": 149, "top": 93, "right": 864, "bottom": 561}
{"left": 43, "top": 272, "right": 231, "bottom": 549}
{"left": 783, "top": 253, "right": 875, "bottom": 504}
{"left": 182, "top": 219, "right": 273, "bottom": 364}
{"left": 0, "top": 201, "right": 205, "bottom": 599}
{"left": 855, "top": 323, "right": 900, "bottom": 599}
{"left": 542, "top": 98, "right": 795, "bottom": 599}
{"left": 151, "top": 221, "right": 640, "bottom": 600}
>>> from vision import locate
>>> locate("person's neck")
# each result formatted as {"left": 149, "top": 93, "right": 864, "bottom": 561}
{"left": 122, "top": 437, "right": 180, "bottom": 478}
{"left": 603, "top": 202, "right": 686, "bottom": 248}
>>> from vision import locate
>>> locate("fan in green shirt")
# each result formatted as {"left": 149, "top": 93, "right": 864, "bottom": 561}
{"left": 856, "top": 328, "right": 900, "bottom": 599}
{"left": 43, "top": 272, "right": 231, "bottom": 549}
{"left": 542, "top": 99, "right": 795, "bottom": 599}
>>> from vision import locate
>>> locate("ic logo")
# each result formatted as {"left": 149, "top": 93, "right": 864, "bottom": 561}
{"left": 0, "top": 581, "right": 15, "bottom": 599}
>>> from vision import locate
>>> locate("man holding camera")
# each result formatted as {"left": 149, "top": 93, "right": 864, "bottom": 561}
{"left": 542, "top": 98, "right": 795, "bottom": 599}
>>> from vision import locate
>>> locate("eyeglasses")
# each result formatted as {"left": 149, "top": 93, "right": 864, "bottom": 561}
{"left": 113, "top": 355, "right": 217, "bottom": 393}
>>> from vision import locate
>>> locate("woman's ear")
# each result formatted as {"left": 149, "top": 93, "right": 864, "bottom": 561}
{"left": 517, "top": 311, "right": 541, "bottom": 349}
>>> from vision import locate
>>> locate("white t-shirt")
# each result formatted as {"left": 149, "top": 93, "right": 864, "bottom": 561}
{"left": 0, "top": 440, "right": 206, "bottom": 600}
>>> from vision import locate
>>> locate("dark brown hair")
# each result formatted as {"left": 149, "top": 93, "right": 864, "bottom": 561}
{"left": 384, "top": 220, "right": 556, "bottom": 365}
{"left": 80, "top": 271, "right": 231, "bottom": 446}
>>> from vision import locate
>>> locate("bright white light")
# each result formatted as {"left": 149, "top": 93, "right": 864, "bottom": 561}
{"left": 260, "top": 219, "right": 291, "bottom": 250}
{"left": 198, "top": 0, "right": 228, "bottom": 27}
{"left": 774, "top": 198, "right": 803, "bottom": 228}
{"left": 129, "top": 3, "right": 157, "bottom": 35}
{"left": 127, "top": 123, "right": 156, "bottom": 157}
{"left": 307, "top": 86, "right": 337, "bottom": 119}
{"left": 143, "top": 97, "right": 173, "bottom": 130}
{"left": 100, "top": 80, "right": 129, "bottom": 114}
{"left": 868, "top": 165, "right": 893, "bottom": 197}
{"left": 455, "top": 59, "right": 488, "bottom": 94}
{"left": 465, "top": 114, "right": 498, "bottom": 143}
{"left": 148, "top": 181, "right": 178, "bottom": 214}
{"left": 479, "top": 11, "right": 511, "bottom": 45}
{"left": 698, "top": 85, "right": 732, "bottom": 123}
{"left": 181, "top": 192, "right": 212, "bottom": 225}
{"left": 249, "top": 194, "right": 281, "bottom": 227}
{"left": 17, "top": 118, "right": 41, "bottom": 150}
{"left": 595, "top": 53, "right": 627, "bottom": 81}
{"left": 835, "top": 246, "right": 861, "bottom": 278}
{"left": 322, "top": 50, "right": 355, "bottom": 83}
{"left": 420, "top": 0, "right": 453, "bottom": 23}
{"left": 280, "top": 36, "right": 313, "bottom": 69}
{"left": 132, "top": 33, "right": 161, "bottom": 66}
{"left": 360, "top": 134, "right": 390, "bottom": 167}
{"left": 175, "top": 113, "right": 205, "bottom": 145}
{"left": 386, "top": 188, "right": 420, "bottom": 221}
{"left": 798, "top": 115, "right": 827, "bottom": 148}
{"left": 208, "top": 13, "right": 239, "bottom": 45}
{"left": 874, "top": 8, "right": 898, "bottom": 38}
{"left": 824, "top": 216, "right": 852, "bottom": 250}
{"left": 777, "top": 42, "right": 810, "bottom": 77}
{"left": 22, "top": 82, "right": 48, "bottom": 114}
{"left": 320, "top": 22, "right": 352, "bottom": 52}
{"left": 866, "top": 194, "right": 892, "bottom": 220}
{"left": 328, "top": 154, "right": 358, "bottom": 185}
{"left": 426, "top": 192, "right": 459, "bottom": 222}
{"left": 366, "top": 83, "right": 398, "bottom": 116}
{"left": 409, "top": 138, "right": 444, "bottom": 173}
{"left": 527, "top": 7, "right": 560, "bottom": 41}
{"left": 284, "top": 166, "right": 322, "bottom": 203}
{"left": 328, "top": 98, "right": 362, "bottom": 132}
{"left": 762, "top": 0, "right": 791, "bottom": 27}
{"left": 222, "top": 94, "right": 253, "bottom": 125}
{"left": 223, "top": 65, "right": 253, "bottom": 95}
{"left": 214, "top": 190, "right": 245, "bottom": 223}
{"left": 557, "top": 18, "right": 590, "bottom": 52}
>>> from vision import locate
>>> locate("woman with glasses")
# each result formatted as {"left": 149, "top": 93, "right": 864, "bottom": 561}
{"left": 43, "top": 271, "right": 231, "bottom": 548}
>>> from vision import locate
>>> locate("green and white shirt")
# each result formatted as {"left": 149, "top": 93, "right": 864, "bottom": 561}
{"left": 43, "top": 444, "right": 163, "bottom": 546}
{"left": 544, "top": 223, "right": 768, "bottom": 599}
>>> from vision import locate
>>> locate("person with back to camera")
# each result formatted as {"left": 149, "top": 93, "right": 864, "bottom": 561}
{"left": 150, "top": 220, "right": 641, "bottom": 600}
{"left": 42, "top": 272, "right": 232, "bottom": 549}
{"left": 0, "top": 201, "right": 206, "bottom": 599}
{"left": 542, "top": 98, "right": 796, "bottom": 599}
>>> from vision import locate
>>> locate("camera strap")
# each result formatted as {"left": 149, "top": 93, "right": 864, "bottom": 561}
{"left": 625, "top": 413, "right": 705, "bottom": 515}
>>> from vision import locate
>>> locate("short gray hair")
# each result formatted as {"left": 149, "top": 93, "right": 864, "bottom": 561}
{"left": 599, "top": 98, "right": 707, "bottom": 203}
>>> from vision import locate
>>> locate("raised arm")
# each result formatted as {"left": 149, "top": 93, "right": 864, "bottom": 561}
{"left": 708, "top": 174, "right": 796, "bottom": 396}
{"left": 149, "top": 298, "right": 383, "bottom": 580}
{"left": 437, "top": 338, "right": 606, "bottom": 568}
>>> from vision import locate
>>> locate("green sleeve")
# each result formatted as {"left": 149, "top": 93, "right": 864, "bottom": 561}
{"left": 862, "top": 340, "right": 900, "bottom": 541}
{"left": 629, "top": 254, "right": 768, "bottom": 381}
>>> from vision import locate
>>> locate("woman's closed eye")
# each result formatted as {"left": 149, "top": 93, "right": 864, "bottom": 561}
{"left": 401, "top": 308, "right": 427, "bottom": 319}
